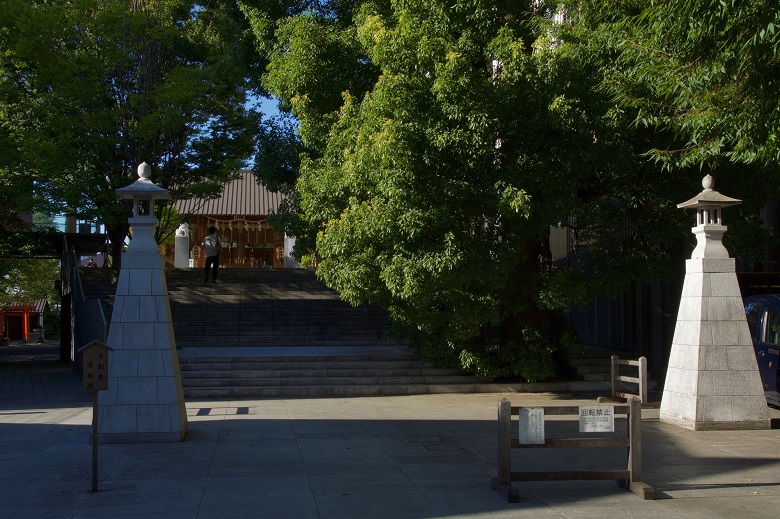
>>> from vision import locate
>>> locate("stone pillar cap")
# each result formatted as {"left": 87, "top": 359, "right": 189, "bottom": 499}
{"left": 116, "top": 162, "right": 170, "bottom": 200}
{"left": 677, "top": 174, "right": 741, "bottom": 209}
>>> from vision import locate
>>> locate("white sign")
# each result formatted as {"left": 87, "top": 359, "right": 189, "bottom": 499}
{"left": 518, "top": 408, "right": 545, "bottom": 444}
{"left": 579, "top": 405, "right": 615, "bottom": 433}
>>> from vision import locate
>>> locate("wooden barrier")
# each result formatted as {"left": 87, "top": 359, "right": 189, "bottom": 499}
{"left": 599, "top": 355, "right": 649, "bottom": 405}
{"left": 491, "top": 398, "right": 654, "bottom": 502}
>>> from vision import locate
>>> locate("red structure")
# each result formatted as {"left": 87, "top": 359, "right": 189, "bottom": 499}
{"left": 1, "top": 299, "right": 46, "bottom": 342}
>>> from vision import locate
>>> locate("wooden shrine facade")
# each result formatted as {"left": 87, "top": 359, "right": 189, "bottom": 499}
{"left": 186, "top": 215, "right": 283, "bottom": 269}
{"left": 174, "top": 171, "right": 287, "bottom": 269}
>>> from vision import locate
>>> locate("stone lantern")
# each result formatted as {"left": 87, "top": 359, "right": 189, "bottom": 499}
{"left": 676, "top": 174, "right": 741, "bottom": 259}
{"left": 116, "top": 162, "right": 170, "bottom": 254}
{"left": 98, "top": 163, "right": 188, "bottom": 442}
{"left": 659, "top": 175, "right": 769, "bottom": 430}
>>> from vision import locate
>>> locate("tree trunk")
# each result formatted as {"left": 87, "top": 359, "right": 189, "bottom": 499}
{"left": 501, "top": 239, "right": 550, "bottom": 346}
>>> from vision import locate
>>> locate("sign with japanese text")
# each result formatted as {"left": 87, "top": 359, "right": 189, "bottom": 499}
{"left": 518, "top": 407, "right": 545, "bottom": 444}
{"left": 78, "top": 340, "right": 112, "bottom": 392}
{"left": 579, "top": 405, "right": 615, "bottom": 433}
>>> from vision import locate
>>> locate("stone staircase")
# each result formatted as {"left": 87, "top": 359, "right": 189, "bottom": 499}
{"left": 166, "top": 269, "right": 399, "bottom": 349}
{"left": 569, "top": 355, "right": 612, "bottom": 383}
{"left": 77, "top": 267, "right": 617, "bottom": 398}
{"left": 178, "top": 354, "right": 490, "bottom": 399}
{"left": 164, "top": 268, "right": 490, "bottom": 398}
{"left": 78, "top": 267, "right": 116, "bottom": 321}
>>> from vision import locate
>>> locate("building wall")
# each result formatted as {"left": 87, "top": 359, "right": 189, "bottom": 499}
{"left": 168, "top": 215, "right": 285, "bottom": 269}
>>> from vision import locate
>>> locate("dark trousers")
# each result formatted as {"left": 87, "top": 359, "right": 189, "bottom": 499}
{"left": 204, "top": 255, "right": 220, "bottom": 282}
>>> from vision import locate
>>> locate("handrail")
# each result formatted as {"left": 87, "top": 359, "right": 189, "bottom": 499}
{"left": 64, "top": 239, "right": 107, "bottom": 374}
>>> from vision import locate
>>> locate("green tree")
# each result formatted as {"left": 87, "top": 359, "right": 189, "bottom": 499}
{"left": 0, "top": 258, "right": 59, "bottom": 309}
{"left": 239, "top": 0, "right": 377, "bottom": 253}
{"left": 245, "top": 0, "right": 695, "bottom": 380}
{"left": 556, "top": 0, "right": 780, "bottom": 261}
{"left": 0, "top": 0, "right": 264, "bottom": 271}
{"left": 581, "top": 0, "right": 780, "bottom": 168}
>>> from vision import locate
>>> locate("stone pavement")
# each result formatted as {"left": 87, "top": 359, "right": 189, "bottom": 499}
{"left": 2, "top": 359, "right": 780, "bottom": 518}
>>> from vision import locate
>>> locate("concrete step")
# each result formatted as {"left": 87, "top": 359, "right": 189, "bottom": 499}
{"left": 568, "top": 355, "right": 612, "bottom": 382}
{"left": 174, "top": 330, "right": 393, "bottom": 338}
{"left": 581, "top": 373, "right": 612, "bottom": 382}
{"left": 175, "top": 340, "right": 401, "bottom": 349}
{"left": 571, "top": 364, "right": 612, "bottom": 374}
{"left": 179, "top": 359, "right": 430, "bottom": 369}
{"left": 181, "top": 380, "right": 613, "bottom": 399}
{"left": 180, "top": 367, "right": 463, "bottom": 378}
{"left": 182, "top": 384, "right": 486, "bottom": 398}
{"left": 177, "top": 349, "right": 483, "bottom": 396}
{"left": 569, "top": 357, "right": 612, "bottom": 367}
{"left": 182, "top": 375, "right": 481, "bottom": 387}
{"left": 173, "top": 321, "right": 392, "bottom": 329}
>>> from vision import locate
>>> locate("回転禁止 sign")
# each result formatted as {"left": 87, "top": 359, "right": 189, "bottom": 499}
{"left": 579, "top": 405, "right": 615, "bottom": 433}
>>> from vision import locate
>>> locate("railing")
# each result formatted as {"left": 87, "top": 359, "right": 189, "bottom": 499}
{"left": 600, "top": 355, "right": 649, "bottom": 405}
{"left": 64, "top": 240, "right": 107, "bottom": 374}
{"left": 492, "top": 398, "right": 654, "bottom": 502}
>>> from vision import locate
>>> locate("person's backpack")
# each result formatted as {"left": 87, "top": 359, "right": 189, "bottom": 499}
{"left": 204, "top": 235, "right": 222, "bottom": 254}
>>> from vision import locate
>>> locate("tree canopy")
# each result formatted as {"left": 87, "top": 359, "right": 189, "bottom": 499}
{"left": 0, "top": 0, "right": 265, "bottom": 269}
{"left": 579, "top": 0, "right": 780, "bottom": 168}
{"left": 555, "top": 0, "right": 780, "bottom": 264}
{"left": 4, "top": 1, "right": 778, "bottom": 381}
{"left": 241, "top": 0, "right": 733, "bottom": 380}
{"left": 0, "top": 258, "right": 59, "bottom": 309}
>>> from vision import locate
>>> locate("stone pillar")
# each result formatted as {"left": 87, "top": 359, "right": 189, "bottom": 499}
{"left": 284, "top": 235, "right": 299, "bottom": 268}
{"left": 660, "top": 175, "right": 770, "bottom": 430}
{"left": 174, "top": 223, "right": 190, "bottom": 268}
{"left": 97, "top": 163, "right": 188, "bottom": 442}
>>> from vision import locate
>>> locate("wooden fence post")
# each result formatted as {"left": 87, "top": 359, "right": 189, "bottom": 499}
{"left": 627, "top": 397, "right": 653, "bottom": 499}
{"left": 638, "top": 356, "right": 648, "bottom": 404}
{"left": 491, "top": 398, "right": 519, "bottom": 502}
{"left": 498, "top": 398, "right": 511, "bottom": 485}
{"left": 610, "top": 355, "right": 619, "bottom": 399}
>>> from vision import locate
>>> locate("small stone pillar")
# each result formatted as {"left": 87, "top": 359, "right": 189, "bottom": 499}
{"left": 660, "top": 175, "right": 769, "bottom": 430}
{"left": 97, "top": 162, "right": 188, "bottom": 442}
{"left": 174, "top": 223, "right": 190, "bottom": 268}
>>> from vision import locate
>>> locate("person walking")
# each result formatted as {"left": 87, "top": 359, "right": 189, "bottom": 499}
{"left": 201, "top": 226, "right": 222, "bottom": 283}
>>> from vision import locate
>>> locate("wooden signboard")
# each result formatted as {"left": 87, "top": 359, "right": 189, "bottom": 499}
{"left": 79, "top": 340, "right": 112, "bottom": 392}
{"left": 76, "top": 340, "right": 113, "bottom": 492}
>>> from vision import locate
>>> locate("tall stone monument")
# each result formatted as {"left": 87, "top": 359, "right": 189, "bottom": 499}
{"left": 660, "top": 175, "right": 769, "bottom": 430}
{"left": 97, "top": 163, "right": 188, "bottom": 442}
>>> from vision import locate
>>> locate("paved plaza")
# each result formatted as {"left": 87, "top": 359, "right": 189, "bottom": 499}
{"left": 2, "top": 350, "right": 780, "bottom": 518}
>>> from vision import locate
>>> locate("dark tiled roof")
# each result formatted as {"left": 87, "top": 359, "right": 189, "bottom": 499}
{"left": 175, "top": 171, "right": 284, "bottom": 217}
{"left": 1, "top": 299, "right": 47, "bottom": 313}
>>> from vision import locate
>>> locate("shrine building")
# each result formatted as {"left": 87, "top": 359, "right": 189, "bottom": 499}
{"left": 173, "top": 171, "right": 294, "bottom": 269}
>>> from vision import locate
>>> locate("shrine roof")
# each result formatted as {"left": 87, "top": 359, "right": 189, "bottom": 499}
{"left": 175, "top": 171, "right": 284, "bottom": 217}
